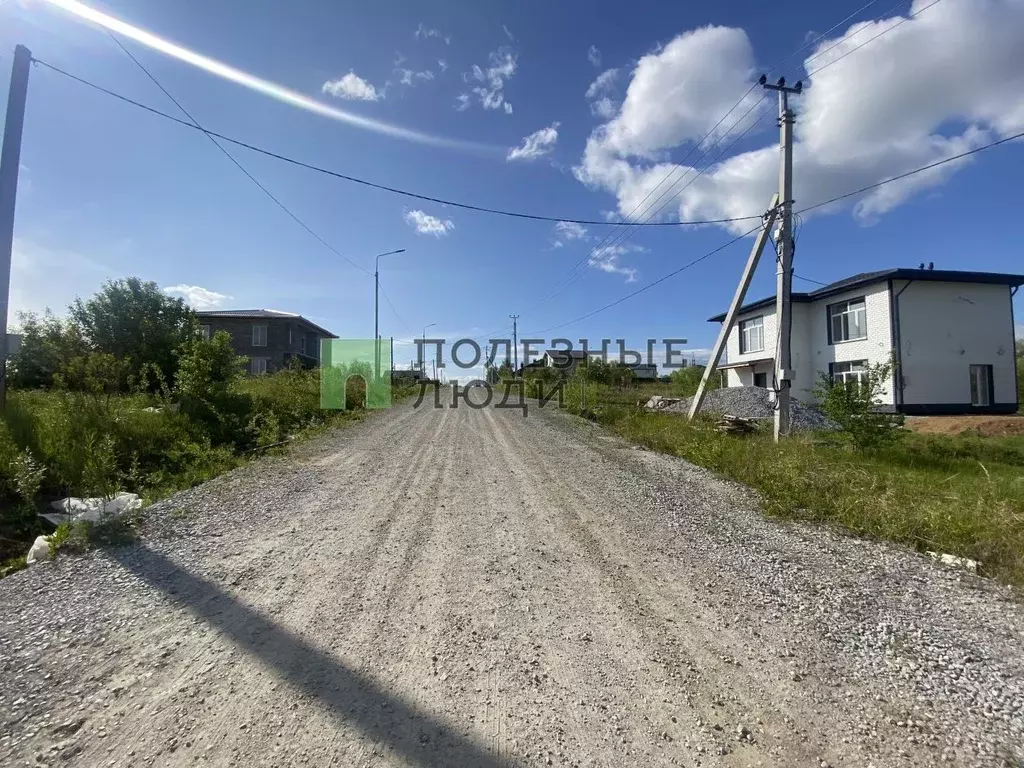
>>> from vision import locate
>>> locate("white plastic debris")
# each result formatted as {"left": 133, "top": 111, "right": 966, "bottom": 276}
{"left": 26, "top": 535, "right": 51, "bottom": 565}
{"left": 927, "top": 551, "right": 980, "bottom": 575}
{"left": 41, "top": 492, "right": 142, "bottom": 527}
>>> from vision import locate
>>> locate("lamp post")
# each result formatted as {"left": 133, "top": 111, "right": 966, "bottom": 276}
{"left": 374, "top": 248, "right": 406, "bottom": 379}
{"left": 421, "top": 322, "right": 436, "bottom": 377}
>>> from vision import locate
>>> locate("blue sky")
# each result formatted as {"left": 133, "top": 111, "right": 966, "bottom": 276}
{"left": 2, "top": 0, "right": 1022, "bottom": 375}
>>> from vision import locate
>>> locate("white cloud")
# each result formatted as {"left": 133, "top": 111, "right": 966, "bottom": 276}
{"left": 404, "top": 209, "right": 455, "bottom": 236}
{"left": 554, "top": 221, "right": 588, "bottom": 242}
{"left": 585, "top": 68, "right": 619, "bottom": 99}
{"left": 164, "top": 284, "right": 233, "bottom": 310}
{"left": 463, "top": 48, "right": 517, "bottom": 114}
{"left": 588, "top": 243, "right": 646, "bottom": 282}
{"left": 415, "top": 24, "right": 450, "bottom": 44}
{"left": 575, "top": 0, "right": 1024, "bottom": 233}
{"left": 397, "top": 68, "right": 435, "bottom": 86}
{"left": 438, "top": 58, "right": 448, "bottom": 72}
{"left": 588, "top": 45, "right": 602, "bottom": 67}
{"left": 503, "top": 24, "right": 514, "bottom": 41}
{"left": 454, "top": 93, "right": 471, "bottom": 111}
{"left": 507, "top": 122, "right": 560, "bottom": 162}
{"left": 321, "top": 71, "right": 384, "bottom": 101}
{"left": 590, "top": 97, "right": 617, "bottom": 119}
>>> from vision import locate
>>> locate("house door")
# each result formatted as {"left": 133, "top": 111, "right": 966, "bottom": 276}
{"left": 753, "top": 372, "right": 768, "bottom": 388}
{"left": 969, "top": 364, "right": 992, "bottom": 407}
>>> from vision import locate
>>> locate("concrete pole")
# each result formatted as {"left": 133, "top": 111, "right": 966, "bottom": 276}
{"left": 374, "top": 266, "right": 380, "bottom": 380}
{"left": 774, "top": 89, "right": 795, "bottom": 442}
{"left": 0, "top": 45, "right": 31, "bottom": 409}
{"left": 509, "top": 314, "right": 519, "bottom": 374}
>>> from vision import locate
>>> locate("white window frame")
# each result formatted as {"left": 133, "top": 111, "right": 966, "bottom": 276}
{"left": 831, "top": 359, "right": 868, "bottom": 387}
{"left": 252, "top": 324, "right": 268, "bottom": 347}
{"left": 251, "top": 357, "right": 268, "bottom": 375}
{"left": 969, "top": 364, "right": 992, "bottom": 407}
{"left": 738, "top": 315, "right": 764, "bottom": 354}
{"left": 200, "top": 324, "right": 211, "bottom": 342}
{"left": 828, "top": 298, "right": 867, "bottom": 344}
{"left": 299, "top": 335, "right": 307, "bottom": 355}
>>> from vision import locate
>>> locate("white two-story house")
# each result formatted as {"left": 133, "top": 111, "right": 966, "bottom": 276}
{"left": 710, "top": 268, "right": 1023, "bottom": 414}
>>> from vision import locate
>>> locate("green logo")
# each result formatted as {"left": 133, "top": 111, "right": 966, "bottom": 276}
{"left": 320, "top": 339, "right": 392, "bottom": 410}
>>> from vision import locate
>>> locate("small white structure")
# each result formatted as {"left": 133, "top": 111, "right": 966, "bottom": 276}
{"left": 710, "top": 268, "right": 1023, "bottom": 414}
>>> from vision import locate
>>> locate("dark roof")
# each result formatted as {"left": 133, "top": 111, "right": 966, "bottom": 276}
{"left": 544, "top": 349, "right": 591, "bottom": 359}
{"left": 708, "top": 268, "right": 1024, "bottom": 322}
{"left": 196, "top": 309, "right": 337, "bottom": 338}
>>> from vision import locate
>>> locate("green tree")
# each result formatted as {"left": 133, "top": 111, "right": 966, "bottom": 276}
{"left": 814, "top": 360, "right": 904, "bottom": 450}
{"left": 8, "top": 310, "right": 89, "bottom": 389}
{"left": 70, "top": 277, "right": 197, "bottom": 389}
{"left": 670, "top": 365, "right": 719, "bottom": 397}
{"left": 175, "top": 331, "right": 247, "bottom": 402}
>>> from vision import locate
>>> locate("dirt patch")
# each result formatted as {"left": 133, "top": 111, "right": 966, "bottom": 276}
{"left": 905, "top": 414, "right": 1024, "bottom": 436}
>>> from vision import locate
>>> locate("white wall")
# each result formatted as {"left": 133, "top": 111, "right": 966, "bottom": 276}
{"left": 720, "top": 282, "right": 895, "bottom": 404}
{"left": 724, "top": 305, "right": 776, "bottom": 366}
{"left": 804, "top": 282, "right": 895, "bottom": 406}
{"left": 895, "top": 281, "right": 1017, "bottom": 406}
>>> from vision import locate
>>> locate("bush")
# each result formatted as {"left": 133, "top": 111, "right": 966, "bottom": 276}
{"left": 814, "top": 361, "right": 904, "bottom": 451}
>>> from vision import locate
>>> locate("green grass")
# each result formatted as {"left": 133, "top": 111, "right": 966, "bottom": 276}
{"left": 561, "top": 381, "right": 1024, "bottom": 585}
{"left": 0, "top": 367, "right": 410, "bottom": 571}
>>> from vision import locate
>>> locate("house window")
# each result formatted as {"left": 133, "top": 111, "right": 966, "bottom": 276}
{"left": 300, "top": 335, "right": 307, "bottom": 355}
{"left": 830, "top": 360, "right": 868, "bottom": 387}
{"left": 200, "top": 324, "right": 211, "bottom": 342}
{"left": 251, "top": 357, "right": 268, "bottom": 375}
{"left": 827, "top": 298, "right": 867, "bottom": 344}
{"left": 969, "top": 364, "right": 992, "bottom": 407}
{"left": 252, "top": 324, "right": 268, "bottom": 347}
{"left": 739, "top": 316, "right": 764, "bottom": 354}
{"left": 288, "top": 326, "right": 293, "bottom": 345}
{"left": 753, "top": 372, "right": 768, "bottom": 388}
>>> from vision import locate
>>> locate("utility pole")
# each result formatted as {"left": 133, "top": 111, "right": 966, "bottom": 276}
{"left": 0, "top": 45, "right": 31, "bottom": 410}
{"left": 509, "top": 314, "right": 519, "bottom": 374}
{"left": 373, "top": 248, "right": 405, "bottom": 380}
{"left": 761, "top": 75, "right": 801, "bottom": 442}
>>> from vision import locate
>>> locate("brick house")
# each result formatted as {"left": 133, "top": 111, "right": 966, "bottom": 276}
{"left": 195, "top": 309, "right": 337, "bottom": 375}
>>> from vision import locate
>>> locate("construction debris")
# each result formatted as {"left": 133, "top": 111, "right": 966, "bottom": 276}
{"left": 716, "top": 414, "right": 757, "bottom": 434}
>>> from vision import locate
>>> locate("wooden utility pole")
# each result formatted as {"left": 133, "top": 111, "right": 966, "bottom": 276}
{"left": 0, "top": 45, "right": 31, "bottom": 409}
{"left": 762, "top": 75, "right": 801, "bottom": 441}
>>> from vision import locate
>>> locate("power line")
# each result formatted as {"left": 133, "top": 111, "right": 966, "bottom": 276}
{"left": 30, "top": 58, "right": 764, "bottom": 230}
{"left": 530, "top": 129, "right": 1024, "bottom": 334}
{"left": 530, "top": 94, "right": 772, "bottom": 314}
{"left": 766, "top": 0, "right": 883, "bottom": 75}
{"left": 805, "top": 0, "right": 945, "bottom": 77}
{"left": 524, "top": 0, "right": 915, "bottom": 317}
{"left": 104, "top": 34, "right": 373, "bottom": 277}
{"left": 378, "top": 282, "right": 414, "bottom": 337}
{"left": 529, "top": 222, "right": 765, "bottom": 336}
{"left": 796, "top": 129, "right": 1024, "bottom": 215}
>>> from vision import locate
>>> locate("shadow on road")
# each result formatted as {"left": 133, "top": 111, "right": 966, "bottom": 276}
{"left": 108, "top": 543, "right": 510, "bottom": 768}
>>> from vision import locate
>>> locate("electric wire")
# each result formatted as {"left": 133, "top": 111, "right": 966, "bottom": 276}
{"left": 104, "top": 33, "right": 373, "bottom": 277}
{"left": 30, "top": 58, "right": 764, "bottom": 230}
{"left": 526, "top": 127, "right": 1024, "bottom": 334}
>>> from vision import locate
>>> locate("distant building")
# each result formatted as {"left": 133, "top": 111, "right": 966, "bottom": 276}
{"left": 196, "top": 309, "right": 337, "bottom": 375}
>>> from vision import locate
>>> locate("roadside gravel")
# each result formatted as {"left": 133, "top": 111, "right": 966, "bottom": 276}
{"left": 0, "top": 396, "right": 1020, "bottom": 767}
{"left": 672, "top": 385, "right": 837, "bottom": 430}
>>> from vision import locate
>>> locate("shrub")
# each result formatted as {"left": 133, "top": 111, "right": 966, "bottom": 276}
{"left": 814, "top": 361, "right": 904, "bottom": 451}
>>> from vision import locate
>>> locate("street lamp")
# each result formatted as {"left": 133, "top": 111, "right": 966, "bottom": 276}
{"left": 421, "top": 322, "right": 436, "bottom": 377}
{"left": 374, "top": 248, "right": 406, "bottom": 378}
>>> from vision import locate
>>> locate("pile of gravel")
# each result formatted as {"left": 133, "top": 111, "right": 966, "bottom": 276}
{"left": 659, "top": 387, "right": 837, "bottom": 432}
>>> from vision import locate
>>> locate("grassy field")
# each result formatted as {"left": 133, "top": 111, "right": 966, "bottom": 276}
{"left": 557, "top": 381, "right": 1024, "bottom": 585}
{"left": 0, "top": 371, "right": 416, "bottom": 574}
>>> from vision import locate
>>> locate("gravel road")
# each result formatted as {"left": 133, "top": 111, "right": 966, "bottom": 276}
{"left": 2, "top": 396, "right": 1022, "bottom": 767}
